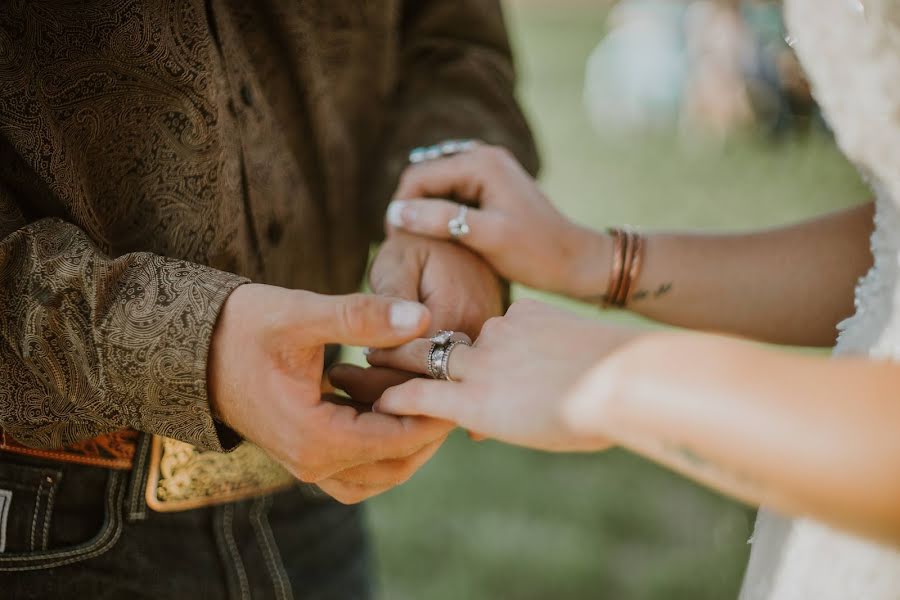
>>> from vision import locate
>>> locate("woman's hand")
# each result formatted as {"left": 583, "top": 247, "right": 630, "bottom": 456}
{"left": 386, "top": 144, "right": 610, "bottom": 299}
{"left": 332, "top": 299, "right": 641, "bottom": 452}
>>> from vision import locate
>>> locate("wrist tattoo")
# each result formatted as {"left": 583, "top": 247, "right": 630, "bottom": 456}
{"left": 628, "top": 282, "right": 673, "bottom": 303}
{"left": 661, "top": 441, "right": 762, "bottom": 494}
{"left": 584, "top": 282, "right": 672, "bottom": 306}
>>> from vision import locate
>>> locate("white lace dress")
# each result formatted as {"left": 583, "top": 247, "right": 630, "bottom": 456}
{"left": 740, "top": 1, "right": 900, "bottom": 598}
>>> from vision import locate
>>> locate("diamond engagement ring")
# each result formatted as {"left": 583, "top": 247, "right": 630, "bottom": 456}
{"left": 448, "top": 205, "right": 470, "bottom": 239}
{"left": 426, "top": 330, "right": 470, "bottom": 380}
{"left": 426, "top": 330, "right": 454, "bottom": 379}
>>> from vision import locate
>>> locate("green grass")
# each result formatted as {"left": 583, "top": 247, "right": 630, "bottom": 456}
{"left": 367, "top": 3, "right": 869, "bottom": 599}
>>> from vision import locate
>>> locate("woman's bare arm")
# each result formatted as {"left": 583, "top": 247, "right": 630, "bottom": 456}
{"left": 614, "top": 202, "right": 874, "bottom": 346}
{"left": 570, "top": 330, "right": 900, "bottom": 543}
{"left": 386, "top": 145, "right": 873, "bottom": 347}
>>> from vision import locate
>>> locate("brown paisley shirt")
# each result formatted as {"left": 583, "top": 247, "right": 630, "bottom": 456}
{"left": 0, "top": 1, "right": 537, "bottom": 452}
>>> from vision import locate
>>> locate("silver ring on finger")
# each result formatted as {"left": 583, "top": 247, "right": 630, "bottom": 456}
{"left": 426, "top": 330, "right": 469, "bottom": 380}
{"left": 448, "top": 205, "right": 470, "bottom": 240}
{"left": 408, "top": 139, "right": 477, "bottom": 165}
{"left": 426, "top": 330, "right": 454, "bottom": 379}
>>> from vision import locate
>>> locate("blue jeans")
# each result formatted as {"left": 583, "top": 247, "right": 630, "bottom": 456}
{"left": 0, "top": 436, "right": 373, "bottom": 599}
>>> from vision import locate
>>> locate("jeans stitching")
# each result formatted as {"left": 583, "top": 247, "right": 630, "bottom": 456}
{"left": 28, "top": 477, "right": 45, "bottom": 552}
{"left": 221, "top": 503, "right": 250, "bottom": 600}
{"left": 127, "top": 434, "right": 152, "bottom": 521}
{"left": 251, "top": 497, "right": 292, "bottom": 600}
{"left": 0, "top": 470, "right": 124, "bottom": 570}
{"left": 41, "top": 479, "right": 56, "bottom": 551}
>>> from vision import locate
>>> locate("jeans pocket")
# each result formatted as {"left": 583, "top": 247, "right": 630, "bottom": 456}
{"left": 0, "top": 459, "right": 125, "bottom": 572}
{"left": 0, "top": 462, "right": 62, "bottom": 554}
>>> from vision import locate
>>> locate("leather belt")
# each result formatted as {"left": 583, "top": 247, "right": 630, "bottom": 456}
{"left": 0, "top": 428, "right": 138, "bottom": 470}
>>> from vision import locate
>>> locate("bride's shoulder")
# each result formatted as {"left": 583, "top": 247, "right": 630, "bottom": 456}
{"left": 785, "top": 0, "right": 900, "bottom": 201}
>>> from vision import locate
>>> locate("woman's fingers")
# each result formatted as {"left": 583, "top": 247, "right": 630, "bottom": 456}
{"left": 394, "top": 146, "right": 488, "bottom": 200}
{"left": 375, "top": 378, "right": 472, "bottom": 425}
{"left": 386, "top": 198, "right": 503, "bottom": 252}
{"left": 366, "top": 335, "right": 474, "bottom": 381}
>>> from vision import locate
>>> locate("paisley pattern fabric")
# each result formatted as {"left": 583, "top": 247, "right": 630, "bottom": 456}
{"left": 0, "top": 0, "right": 538, "bottom": 451}
{"left": 740, "top": 1, "right": 900, "bottom": 597}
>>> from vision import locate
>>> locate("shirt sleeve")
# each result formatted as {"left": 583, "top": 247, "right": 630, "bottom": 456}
{"left": 364, "top": 0, "right": 541, "bottom": 230}
{"left": 0, "top": 186, "right": 247, "bottom": 452}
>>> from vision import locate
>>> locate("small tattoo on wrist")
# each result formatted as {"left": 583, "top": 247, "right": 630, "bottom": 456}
{"left": 627, "top": 282, "right": 673, "bottom": 303}
{"left": 583, "top": 281, "right": 673, "bottom": 306}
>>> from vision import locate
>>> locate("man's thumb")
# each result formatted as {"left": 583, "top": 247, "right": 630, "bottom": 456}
{"left": 310, "top": 293, "right": 430, "bottom": 348}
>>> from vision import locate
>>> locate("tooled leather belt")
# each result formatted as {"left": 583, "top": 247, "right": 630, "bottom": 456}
{"left": 0, "top": 428, "right": 138, "bottom": 470}
{"left": 0, "top": 428, "right": 296, "bottom": 511}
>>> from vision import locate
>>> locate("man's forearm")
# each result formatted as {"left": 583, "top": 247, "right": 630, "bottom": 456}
{"left": 0, "top": 214, "right": 246, "bottom": 450}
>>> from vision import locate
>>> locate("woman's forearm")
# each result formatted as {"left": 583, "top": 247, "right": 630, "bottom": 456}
{"left": 572, "top": 330, "right": 900, "bottom": 543}
{"left": 574, "top": 202, "right": 874, "bottom": 346}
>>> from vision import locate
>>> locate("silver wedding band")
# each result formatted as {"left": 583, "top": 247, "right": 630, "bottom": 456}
{"left": 408, "top": 139, "right": 476, "bottom": 165}
{"left": 426, "top": 330, "right": 470, "bottom": 381}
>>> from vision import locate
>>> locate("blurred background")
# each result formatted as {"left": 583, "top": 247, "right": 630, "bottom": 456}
{"left": 364, "top": 1, "right": 870, "bottom": 598}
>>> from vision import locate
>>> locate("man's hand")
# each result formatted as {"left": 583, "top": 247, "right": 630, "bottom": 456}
{"left": 327, "top": 231, "right": 505, "bottom": 441}
{"left": 369, "top": 231, "right": 505, "bottom": 339}
{"left": 208, "top": 283, "right": 454, "bottom": 504}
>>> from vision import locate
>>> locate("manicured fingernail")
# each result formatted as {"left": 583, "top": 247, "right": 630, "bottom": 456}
{"left": 386, "top": 200, "right": 406, "bottom": 228}
{"left": 390, "top": 301, "right": 427, "bottom": 331}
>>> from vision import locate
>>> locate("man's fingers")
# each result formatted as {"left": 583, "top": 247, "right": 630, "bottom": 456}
{"left": 315, "top": 479, "right": 382, "bottom": 505}
{"left": 327, "top": 438, "right": 445, "bottom": 488}
{"left": 328, "top": 364, "right": 418, "bottom": 405}
{"left": 367, "top": 336, "right": 474, "bottom": 381}
{"left": 306, "top": 292, "right": 430, "bottom": 348}
{"left": 368, "top": 236, "right": 421, "bottom": 300}
{"left": 374, "top": 378, "right": 473, "bottom": 426}
{"left": 332, "top": 406, "right": 454, "bottom": 464}
{"left": 385, "top": 198, "right": 500, "bottom": 253}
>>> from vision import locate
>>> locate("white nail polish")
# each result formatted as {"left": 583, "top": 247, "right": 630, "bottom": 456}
{"left": 363, "top": 347, "right": 374, "bottom": 356}
{"left": 386, "top": 200, "right": 406, "bottom": 228}
{"left": 390, "top": 301, "right": 426, "bottom": 331}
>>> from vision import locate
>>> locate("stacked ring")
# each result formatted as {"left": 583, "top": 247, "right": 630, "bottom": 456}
{"left": 408, "top": 139, "right": 477, "bottom": 165}
{"left": 425, "top": 330, "right": 471, "bottom": 381}
{"left": 440, "top": 340, "right": 470, "bottom": 382}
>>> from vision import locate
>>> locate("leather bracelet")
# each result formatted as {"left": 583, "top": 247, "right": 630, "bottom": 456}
{"left": 604, "top": 227, "right": 645, "bottom": 308}
{"left": 604, "top": 227, "right": 626, "bottom": 308}
{"left": 621, "top": 230, "right": 645, "bottom": 305}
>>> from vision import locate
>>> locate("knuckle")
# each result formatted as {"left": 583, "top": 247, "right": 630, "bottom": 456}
{"left": 396, "top": 167, "right": 419, "bottom": 193}
{"left": 479, "top": 316, "right": 505, "bottom": 338}
{"left": 293, "top": 466, "right": 324, "bottom": 484}
{"left": 483, "top": 145, "right": 514, "bottom": 168}
{"left": 338, "top": 295, "right": 374, "bottom": 337}
{"left": 289, "top": 446, "right": 327, "bottom": 483}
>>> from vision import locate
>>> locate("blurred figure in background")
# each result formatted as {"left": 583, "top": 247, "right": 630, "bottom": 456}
{"left": 584, "top": 0, "right": 815, "bottom": 140}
